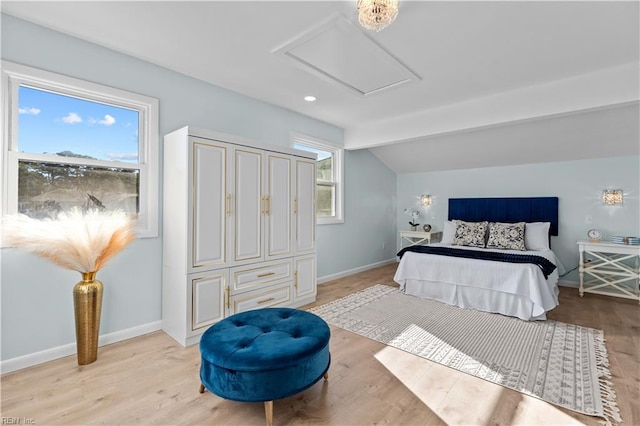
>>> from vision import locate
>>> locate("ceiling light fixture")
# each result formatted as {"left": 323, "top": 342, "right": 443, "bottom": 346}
{"left": 304, "top": 95, "right": 317, "bottom": 102}
{"left": 357, "top": 0, "right": 399, "bottom": 32}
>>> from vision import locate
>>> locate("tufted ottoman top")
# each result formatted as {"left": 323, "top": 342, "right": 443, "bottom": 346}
{"left": 200, "top": 308, "right": 330, "bottom": 371}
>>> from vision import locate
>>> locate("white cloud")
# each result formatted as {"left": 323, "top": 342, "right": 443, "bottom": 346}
{"left": 62, "top": 112, "right": 82, "bottom": 124}
{"left": 107, "top": 152, "right": 138, "bottom": 161}
{"left": 89, "top": 114, "right": 116, "bottom": 126}
{"left": 19, "top": 106, "right": 41, "bottom": 115}
{"left": 98, "top": 114, "right": 116, "bottom": 126}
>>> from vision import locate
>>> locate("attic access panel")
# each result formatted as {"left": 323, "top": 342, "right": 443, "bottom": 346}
{"left": 273, "top": 15, "right": 420, "bottom": 97}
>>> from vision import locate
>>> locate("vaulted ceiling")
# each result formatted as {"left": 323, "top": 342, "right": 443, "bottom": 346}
{"left": 2, "top": 1, "right": 639, "bottom": 172}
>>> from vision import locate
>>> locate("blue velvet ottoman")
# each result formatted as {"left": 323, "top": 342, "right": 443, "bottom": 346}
{"left": 199, "top": 308, "right": 330, "bottom": 425}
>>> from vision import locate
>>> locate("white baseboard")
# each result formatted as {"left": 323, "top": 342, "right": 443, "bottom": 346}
{"left": 558, "top": 279, "right": 579, "bottom": 288}
{"left": 317, "top": 258, "right": 397, "bottom": 285}
{"left": 0, "top": 320, "right": 162, "bottom": 375}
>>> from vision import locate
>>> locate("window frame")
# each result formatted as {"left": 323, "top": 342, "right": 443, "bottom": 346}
{"left": 291, "top": 132, "right": 344, "bottom": 225}
{"left": 1, "top": 60, "right": 159, "bottom": 238}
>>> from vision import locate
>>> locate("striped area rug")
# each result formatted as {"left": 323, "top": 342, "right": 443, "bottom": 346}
{"left": 310, "top": 284, "right": 620, "bottom": 423}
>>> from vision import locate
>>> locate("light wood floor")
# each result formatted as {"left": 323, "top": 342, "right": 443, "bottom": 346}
{"left": 2, "top": 263, "right": 638, "bottom": 425}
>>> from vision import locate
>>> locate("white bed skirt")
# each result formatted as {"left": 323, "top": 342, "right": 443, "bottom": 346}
{"left": 400, "top": 278, "right": 549, "bottom": 320}
{"left": 394, "top": 246, "right": 561, "bottom": 321}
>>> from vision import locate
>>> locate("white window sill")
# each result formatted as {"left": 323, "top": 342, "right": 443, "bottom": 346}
{"left": 318, "top": 217, "right": 344, "bottom": 225}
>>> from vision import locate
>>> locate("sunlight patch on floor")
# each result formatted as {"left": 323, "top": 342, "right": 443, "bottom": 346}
{"left": 389, "top": 323, "right": 505, "bottom": 383}
{"left": 374, "top": 345, "right": 585, "bottom": 425}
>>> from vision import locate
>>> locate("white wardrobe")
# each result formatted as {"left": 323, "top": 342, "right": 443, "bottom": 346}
{"left": 162, "top": 126, "right": 317, "bottom": 346}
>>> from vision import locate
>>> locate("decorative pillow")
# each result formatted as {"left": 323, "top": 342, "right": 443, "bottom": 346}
{"left": 453, "top": 220, "right": 488, "bottom": 248}
{"left": 525, "top": 222, "right": 551, "bottom": 251}
{"left": 486, "top": 222, "right": 526, "bottom": 250}
{"left": 441, "top": 220, "right": 457, "bottom": 245}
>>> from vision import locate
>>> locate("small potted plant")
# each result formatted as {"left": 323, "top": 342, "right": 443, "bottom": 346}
{"left": 403, "top": 209, "right": 420, "bottom": 231}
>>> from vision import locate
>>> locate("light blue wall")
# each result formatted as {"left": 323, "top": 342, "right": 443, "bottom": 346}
{"left": 8, "top": 11, "right": 632, "bottom": 363}
{"left": 397, "top": 155, "right": 640, "bottom": 282}
{"left": 0, "top": 14, "right": 397, "bottom": 361}
{"left": 317, "top": 149, "right": 398, "bottom": 278}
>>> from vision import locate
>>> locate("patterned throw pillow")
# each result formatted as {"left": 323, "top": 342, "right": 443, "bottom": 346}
{"left": 486, "top": 222, "right": 526, "bottom": 250}
{"left": 453, "top": 220, "right": 488, "bottom": 248}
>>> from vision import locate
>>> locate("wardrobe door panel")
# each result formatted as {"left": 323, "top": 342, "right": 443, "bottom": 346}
{"left": 295, "top": 159, "right": 316, "bottom": 255}
{"left": 191, "top": 141, "right": 227, "bottom": 269}
{"left": 233, "top": 148, "right": 263, "bottom": 263}
{"left": 266, "top": 154, "right": 292, "bottom": 259}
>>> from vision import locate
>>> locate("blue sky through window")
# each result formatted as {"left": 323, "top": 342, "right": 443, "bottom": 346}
{"left": 18, "top": 85, "right": 139, "bottom": 163}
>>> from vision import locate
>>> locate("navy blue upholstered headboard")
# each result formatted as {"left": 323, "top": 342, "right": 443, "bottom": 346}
{"left": 448, "top": 197, "right": 559, "bottom": 236}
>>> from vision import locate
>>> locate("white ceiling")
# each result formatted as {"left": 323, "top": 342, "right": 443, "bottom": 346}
{"left": 2, "top": 1, "right": 639, "bottom": 173}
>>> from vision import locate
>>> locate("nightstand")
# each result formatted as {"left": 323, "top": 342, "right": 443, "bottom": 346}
{"left": 399, "top": 230, "right": 442, "bottom": 248}
{"left": 577, "top": 240, "right": 640, "bottom": 303}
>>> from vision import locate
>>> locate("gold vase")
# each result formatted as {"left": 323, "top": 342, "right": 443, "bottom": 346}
{"left": 73, "top": 272, "right": 103, "bottom": 365}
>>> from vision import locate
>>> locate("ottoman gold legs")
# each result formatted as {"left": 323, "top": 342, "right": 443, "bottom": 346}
{"left": 261, "top": 370, "right": 327, "bottom": 426}
{"left": 200, "top": 376, "right": 331, "bottom": 425}
{"left": 200, "top": 370, "right": 328, "bottom": 426}
{"left": 199, "top": 384, "right": 274, "bottom": 426}
{"left": 201, "top": 386, "right": 273, "bottom": 426}
{"left": 264, "top": 401, "right": 273, "bottom": 426}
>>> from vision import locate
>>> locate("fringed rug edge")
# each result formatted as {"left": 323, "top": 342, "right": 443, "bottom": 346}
{"left": 309, "top": 284, "right": 623, "bottom": 425}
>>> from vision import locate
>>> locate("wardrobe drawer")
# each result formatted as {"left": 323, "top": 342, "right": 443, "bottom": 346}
{"left": 230, "top": 284, "right": 291, "bottom": 314}
{"left": 230, "top": 259, "right": 292, "bottom": 293}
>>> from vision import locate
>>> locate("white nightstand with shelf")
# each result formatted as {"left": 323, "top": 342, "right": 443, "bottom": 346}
{"left": 577, "top": 240, "right": 640, "bottom": 303}
{"left": 399, "top": 230, "right": 442, "bottom": 248}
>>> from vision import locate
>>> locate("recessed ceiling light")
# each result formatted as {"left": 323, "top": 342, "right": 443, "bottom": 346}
{"left": 304, "top": 95, "right": 317, "bottom": 102}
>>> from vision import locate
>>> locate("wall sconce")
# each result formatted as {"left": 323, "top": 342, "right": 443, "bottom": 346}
{"left": 602, "top": 189, "right": 623, "bottom": 206}
{"left": 421, "top": 194, "right": 432, "bottom": 206}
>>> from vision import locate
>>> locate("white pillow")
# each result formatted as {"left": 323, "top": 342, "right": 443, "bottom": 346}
{"left": 525, "top": 222, "right": 551, "bottom": 251}
{"left": 441, "top": 220, "right": 457, "bottom": 245}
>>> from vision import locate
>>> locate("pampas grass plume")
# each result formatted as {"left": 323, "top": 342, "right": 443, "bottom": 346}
{"left": 2, "top": 208, "right": 136, "bottom": 273}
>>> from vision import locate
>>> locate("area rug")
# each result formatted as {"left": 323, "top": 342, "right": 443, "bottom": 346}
{"left": 310, "top": 284, "right": 621, "bottom": 423}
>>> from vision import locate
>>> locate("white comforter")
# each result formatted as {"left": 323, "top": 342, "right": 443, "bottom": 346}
{"left": 394, "top": 244, "right": 562, "bottom": 320}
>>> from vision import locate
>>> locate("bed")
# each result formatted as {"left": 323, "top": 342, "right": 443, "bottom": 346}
{"left": 394, "top": 197, "right": 563, "bottom": 321}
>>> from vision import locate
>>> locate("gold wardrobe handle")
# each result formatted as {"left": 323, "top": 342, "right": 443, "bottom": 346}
{"left": 257, "top": 272, "right": 275, "bottom": 278}
{"left": 257, "top": 297, "right": 275, "bottom": 305}
{"left": 225, "top": 286, "right": 230, "bottom": 309}
{"left": 226, "top": 194, "right": 232, "bottom": 217}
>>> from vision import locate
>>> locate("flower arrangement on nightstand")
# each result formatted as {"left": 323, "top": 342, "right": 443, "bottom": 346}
{"left": 403, "top": 209, "right": 420, "bottom": 231}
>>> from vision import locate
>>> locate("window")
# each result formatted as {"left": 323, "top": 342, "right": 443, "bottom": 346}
{"left": 2, "top": 61, "right": 159, "bottom": 237}
{"left": 292, "top": 133, "right": 344, "bottom": 224}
